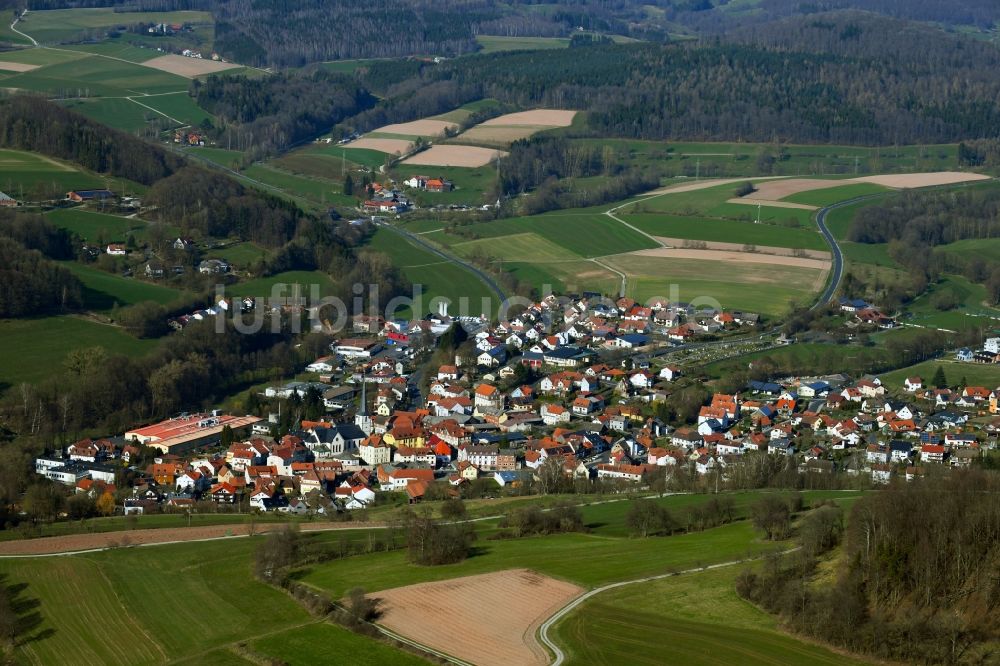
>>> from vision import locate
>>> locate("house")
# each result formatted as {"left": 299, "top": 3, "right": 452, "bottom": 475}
{"left": 659, "top": 365, "right": 682, "bottom": 381}
{"left": 0, "top": 191, "right": 16, "bottom": 206}
{"left": 920, "top": 444, "right": 947, "bottom": 464}
{"left": 306, "top": 357, "right": 336, "bottom": 373}
{"left": 106, "top": 243, "right": 127, "bottom": 256}
{"left": 541, "top": 403, "right": 571, "bottom": 426}
{"left": 904, "top": 376, "right": 923, "bottom": 392}
{"left": 474, "top": 384, "right": 504, "bottom": 411}
{"left": 425, "top": 178, "right": 453, "bottom": 192}
{"left": 198, "top": 259, "right": 230, "bottom": 274}
{"left": 596, "top": 463, "right": 650, "bottom": 482}
{"left": 145, "top": 262, "right": 165, "bottom": 279}
{"left": 956, "top": 348, "right": 974, "bottom": 362}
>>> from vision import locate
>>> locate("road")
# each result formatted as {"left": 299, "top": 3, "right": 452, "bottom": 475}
{"left": 811, "top": 196, "right": 881, "bottom": 311}
{"left": 538, "top": 548, "right": 798, "bottom": 666}
{"left": 10, "top": 11, "right": 37, "bottom": 46}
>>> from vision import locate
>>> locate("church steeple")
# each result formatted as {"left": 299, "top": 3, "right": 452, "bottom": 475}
{"left": 355, "top": 374, "right": 373, "bottom": 435}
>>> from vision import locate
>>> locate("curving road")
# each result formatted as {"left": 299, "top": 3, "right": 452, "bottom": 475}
{"left": 812, "top": 193, "right": 896, "bottom": 311}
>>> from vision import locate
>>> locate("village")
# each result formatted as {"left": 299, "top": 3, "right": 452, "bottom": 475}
{"left": 31, "top": 289, "right": 1000, "bottom": 518}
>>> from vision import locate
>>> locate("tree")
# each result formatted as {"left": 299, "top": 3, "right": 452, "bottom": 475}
{"left": 440, "top": 498, "right": 467, "bottom": 521}
{"left": 931, "top": 365, "right": 947, "bottom": 388}
{"left": 96, "top": 491, "right": 116, "bottom": 517}
{"left": 625, "top": 499, "right": 676, "bottom": 537}
{"left": 343, "top": 173, "right": 354, "bottom": 196}
{"left": 22, "top": 483, "right": 64, "bottom": 523}
{"left": 750, "top": 495, "right": 791, "bottom": 541}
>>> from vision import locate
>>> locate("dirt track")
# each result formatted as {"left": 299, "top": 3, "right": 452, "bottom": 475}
{"left": 750, "top": 171, "right": 991, "bottom": 200}
{"left": 374, "top": 569, "right": 582, "bottom": 666}
{"left": 348, "top": 137, "right": 414, "bottom": 154}
{"left": 644, "top": 176, "right": 787, "bottom": 196}
{"left": 0, "top": 521, "right": 379, "bottom": 556}
{"left": 726, "top": 197, "right": 818, "bottom": 210}
{"left": 0, "top": 61, "right": 37, "bottom": 72}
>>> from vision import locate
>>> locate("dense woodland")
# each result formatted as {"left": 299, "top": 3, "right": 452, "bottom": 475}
{"left": 425, "top": 28, "right": 1000, "bottom": 145}
{"left": 192, "top": 71, "right": 376, "bottom": 158}
{"left": 739, "top": 472, "right": 1000, "bottom": 664}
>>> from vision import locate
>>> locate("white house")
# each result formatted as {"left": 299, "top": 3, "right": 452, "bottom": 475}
{"left": 540, "top": 403, "right": 571, "bottom": 426}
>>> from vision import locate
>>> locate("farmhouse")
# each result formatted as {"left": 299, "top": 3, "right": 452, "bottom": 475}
{"left": 67, "top": 189, "right": 114, "bottom": 202}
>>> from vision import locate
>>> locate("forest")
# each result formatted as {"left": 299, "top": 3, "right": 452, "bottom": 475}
{"left": 424, "top": 24, "right": 1000, "bottom": 145}
{"left": 192, "top": 71, "right": 376, "bottom": 158}
{"left": 738, "top": 472, "right": 1000, "bottom": 664}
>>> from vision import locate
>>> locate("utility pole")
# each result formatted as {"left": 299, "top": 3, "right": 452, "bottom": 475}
{"left": 756, "top": 202, "right": 761, "bottom": 225}
{"left": 854, "top": 155, "right": 860, "bottom": 175}
{"left": 696, "top": 159, "right": 700, "bottom": 181}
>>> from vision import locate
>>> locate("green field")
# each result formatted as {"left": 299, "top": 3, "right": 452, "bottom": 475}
{"left": 0, "top": 315, "right": 158, "bottom": 386}
{"left": 64, "top": 262, "right": 184, "bottom": 312}
{"left": 623, "top": 213, "right": 827, "bottom": 250}
{"left": 904, "top": 275, "right": 1000, "bottom": 330}
{"left": 430, "top": 207, "right": 658, "bottom": 258}
{"left": 213, "top": 241, "right": 269, "bottom": 268}
{"left": 318, "top": 58, "right": 382, "bottom": 74}
{"left": 553, "top": 565, "right": 870, "bottom": 665}
{"left": 13, "top": 9, "right": 213, "bottom": 44}
{"left": 841, "top": 242, "right": 898, "bottom": 267}
{"left": 880, "top": 357, "right": 1000, "bottom": 389}
{"left": 600, "top": 254, "right": 825, "bottom": 316}
{"left": 0, "top": 149, "right": 104, "bottom": 195}
{"left": 46, "top": 208, "right": 143, "bottom": 242}
{"left": 186, "top": 146, "right": 246, "bottom": 170}
{"left": 62, "top": 41, "right": 160, "bottom": 63}
{"left": 253, "top": 623, "right": 430, "bottom": 666}
{"left": 475, "top": 35, "right": 571, "bottom": 52}
{"left": 227, "top": 270, "right": 337, "bottom": 299}
{"left": 137, "top": 92, "right": 214, "bottom": 127}
{"left": 242, "top": 164, "right": 354, "bottom": 208}
{"left": 365, "top": 228, "right": 497, "bottom": 315}
{"left": 3, "top": 53, "right": 189, "bottom": 97}
{"left": 0, "top": 533, "right": 423, "bottom": 665}
{"left": 61, "top": 96, "right": 171, "bottom": 133}
{"left": 301, "top": 520, "right": 781, "bottom": 599}
{"left": 783, "top": 182, "right": 890, "bottom": 207}
{"left": 430, "top": 98, "right": 501, "bottom": 124}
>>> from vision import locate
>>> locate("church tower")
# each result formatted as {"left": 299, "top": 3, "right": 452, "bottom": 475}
{"left": 355, "top": 375, "right": 373, "bottom": 435}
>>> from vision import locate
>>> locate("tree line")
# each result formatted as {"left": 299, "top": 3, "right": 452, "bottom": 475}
{"left": 738, "top": 472, "right": 1000, "bottom": 664}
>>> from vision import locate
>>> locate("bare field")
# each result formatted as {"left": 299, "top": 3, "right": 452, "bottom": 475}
{"left": 653, "top": 236, "right": 831, "bottom": 262}
{"left": 482, "top": 109, "right": 577, "bottom": 127}
{"left": 726, "top": 198, "right": 818, "bottom": 210}
{"left": 373, "top": 569, "right": 582, "bottom": 666}
{"left": 374, "top": 119, "right": 458, "bottom": 137}
{"left": 348, "top": 137, "right": 414, "bottom": 154}
{"left": 141, "top": 54, "right": 241, "bottom": 77}
{"left": 751, "top": 172, "right": 990, "bottom": 200}
{"left": 401, "top": 144, "right": 506, "bottom": 167}
{"left": 631, "top": 246, "right": 831, "bottom": 270}
{"left": 0, "top": 61, "right": 38, "bottom": 72}
{"left": 853, "top": 171, "right": 991, "bottom": 188}
{"left": 749, "top": 178, "right": 844, "bottom": 200}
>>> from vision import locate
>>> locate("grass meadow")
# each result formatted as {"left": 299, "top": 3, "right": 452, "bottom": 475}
{"left": 552, "top": 565, "right": 870, "bottom": 665}
{"left": 0, "top": 315, "right": 158, "bottom": 386}
{"left": 63, "top": 262, "right": 184, "bottom": 312}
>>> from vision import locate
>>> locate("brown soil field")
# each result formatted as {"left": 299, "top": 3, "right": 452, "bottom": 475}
{"left": 749, "top": 178, "right": 844, "bottom": 200}
{"left": 141, "top": 54, "right": 241, "bottom": 77}
{"left": 401, "top": 144, "right": 506, "bottom": 168}
{"left": 725, "top": 197, "right": 818, "bottom": 211}
{"left": 653, "top": 236, "right": 831, "bottom": 261}
{"left": 0, "top": 521, "right": 378, "bottom": 556}
{"left": 481, "top": 109, "right": 577, "bottom": 127}
{"left": 348, "top": 137, "right": 414, "bottom": 154}
{"left": 374, "top": 119, "right": 458, "bottom": 137}
{"left": 373, "top": 569, "right": 582, "bottom": 666}
{"left": 853, "top": 172, "right": 991, "bottom": 188}
{"left": 0, "top": 61, "right": 38, "bottom": 72}
{"left": 633, "top": 246, "right": 831, "bottom": 270}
